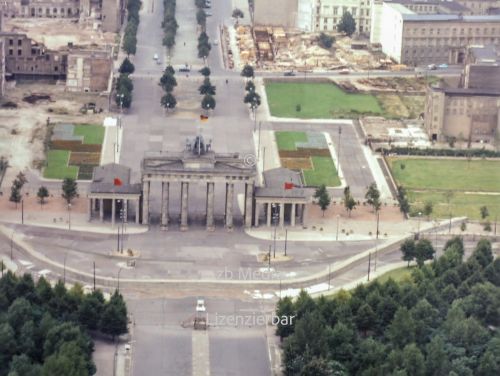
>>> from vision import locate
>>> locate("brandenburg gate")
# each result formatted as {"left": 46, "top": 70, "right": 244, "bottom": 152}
{"left": 141, "top": 136, "right": 256, "bottom": 230}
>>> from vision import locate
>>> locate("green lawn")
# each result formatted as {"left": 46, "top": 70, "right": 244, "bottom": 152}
{"left": 265, "top": 82, "right": 383, "bottom": 119}
{"left": 44, "top": 150, "right": 78, "bottom": 179}
{"left": 74, "top": 124, "right": 105, "bottom": 145}
{"left": 275, "top": 131, "right": 307, "bottom": 150}
{"left": 377, "top": 266, "right": 414, "bottom": 284}
{"left": 389, "top": 158, "right": 500, "bottom": 192}
{"left": 303, "top": 156, "right": 341, "bottom": 187}
{"left": 388, "top": 157, "right": 500, "bottom": 220}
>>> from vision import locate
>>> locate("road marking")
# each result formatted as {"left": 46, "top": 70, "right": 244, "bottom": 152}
{"left": 192, "top": 331, "right": 210, "bottom": 376}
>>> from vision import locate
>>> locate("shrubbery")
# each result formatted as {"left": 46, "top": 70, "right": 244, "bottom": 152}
{"left": 122, "top": 0, "right": 142, "bottom": 55}
{"left": 163, "top": 0, "right": 178, "bottom": 50}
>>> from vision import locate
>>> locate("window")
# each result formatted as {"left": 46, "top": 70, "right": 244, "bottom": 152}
{"left": 17, "top": 49, "right": 22, "bottom": 56}
{"left": 333, "top": 7, "right": 338, "bottom": 15}
{"left": 9, "top": 49, "right": 13, "bottom": 56}
{"left": 17, "top": 39, "right": 22, "bottom": 46}
{"left": 9, "top": 39, "right": 13, "bottom": 46}
{"left": 54, "top": 66, "right": 58, "bottom": 72}
{"left": 31, "top": 48, "right": 36, "bottom": 55}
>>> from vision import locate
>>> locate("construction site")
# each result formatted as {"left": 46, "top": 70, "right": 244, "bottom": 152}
{"left": 227, "top": 24, "right": 386, "bottom": 71}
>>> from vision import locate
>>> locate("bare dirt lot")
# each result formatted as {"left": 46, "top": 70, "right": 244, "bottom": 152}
{"left": 4, "top": 18, "right": 116, "bottom": 50}
{"left": 0, "top": 83, "right": 108, "bottom": 184}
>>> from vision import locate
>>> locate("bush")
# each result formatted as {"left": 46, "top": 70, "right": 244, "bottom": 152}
{"left": 318, "top": 33, "right": 334, "bottom": 49}
{"left": 379, "top": 146, "right": 500, "bottom": 158}
{"left": 119, "top": 58, "right": 135, "bottom": 74}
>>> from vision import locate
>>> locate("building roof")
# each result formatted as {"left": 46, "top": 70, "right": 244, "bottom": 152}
{"left": 90, "top": 163, "right": 141, "bottom": 195}
{"left": 255, "top": 168, "right": 311, "bottom": 199}
{"left": 432, "top": 86, "right": 500, "bottom": 96}
{"left": 469, "top": 45, "right": 499, "bottom": 63}
{"left": 467, "top": 65, "right": 500, "bottom": 90}
{"left": 403, "top": 13, "right": 500, "bottom": 21}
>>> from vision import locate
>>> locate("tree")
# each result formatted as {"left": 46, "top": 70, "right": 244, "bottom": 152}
{"left": 338, "top": 11, "right": 356, "bottom": 36}
{"left": 118, "top": 57, "right": 135, "bottom": 74}
{"left": 8, "top": 354, "right": 41, "bottom": 376}
{"left": 37, "top": 186, "right": 49, "bottom": 205}
{"left": 164, "top": 65, "right": 175, "bottom": 75}
{"left": 198, "top": 43, "right": 211, "bottom": 59}
{"left": 99, "top": 291, "right": 128, "bottom": 340}
{"left": 201, "top": 94, "right": 216, "bottom": 111}
{"left": 415, "top": 239, "right": 435, "bottom": 267}
{"left": 199, "top": 77, "right": 216, "bottom": 95}
{"left": 423, "top": 201, "right": 433, "bottom": 219}
{"left": 315, "top": 185, "right": 331, "bottom": 216}
{"left": 241, "top": 64, "right": 254, "bottom": 79}
{"left": 115, "top": 89, "right": 132, "bottom": 109}
{"left": 318, "top": 33, "right": 334, "bottom": 49}
{"left": 245, "top": 80, "right": 256, "bottom": 93}
{"left": 401, "top": 239, "right": 416, "bottom": 267}
{"left": 343, "top": 186, "right": 357, "bottom": 216}
{"left": 9, "top": 182, "right": 21, "bottom": 208}
{"left": 387, "top": 307, "right": 415, "bottom": 347}
{"left": 163, "top": 31, "right": 176, "bottom": 49}
{"left": 199, "top": 66, "right": 211, "bottom": 77}
{"left": 61, "top": 178, "right": 77, "bottom": 204}
{"left": 232, "top": 8, "right": 244, "bottom": 23}
{"left": 159, "top": 72, "right": 177, "bottom": 93}
{"left": 116, "top": 74, "right": 133, "bottom": 92}
{"left": 480, "top": 206, "right": 489, "bottom": 220}
{"left": 402, "top": 343, "right": 425, "bottom": 376}
{"left": 365, "top": 183, "right": 381, "bottom": 212}
{"left": 122, "top": 32, "right": 137, "bottom": 55}
{"left": 196, "top": 9, "right": 206, "bottom": 28}
{"left": 78, "top": 291, "right": 104, "bottom": 331}
{"left": 243, "top": 91, "right": 261, "bottom": 109}
{"left": 355, "top": 303, "right": 376, "bottom": 336}
{"left": 275, "top": 297, "right": 295, "bottom": 340}
{"left": 161, "top": 93, "right": 177, "bottom": 111}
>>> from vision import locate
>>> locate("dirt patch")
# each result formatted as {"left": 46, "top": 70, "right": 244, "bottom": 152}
{"left": 279, "top": 148, "right": 331, "bottom": 158}
{"left": 281, "top": 157, "right": 312, "bottom": 170}
{"left": 377, "top": 94, "right": 410, "bottom": 118}
{"left": 23, "top": 93, "right": 52, "bottom": 104}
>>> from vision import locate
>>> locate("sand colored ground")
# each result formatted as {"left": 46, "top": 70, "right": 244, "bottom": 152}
{"left": 4, "top": 18, "right": 116, "bottom": 50}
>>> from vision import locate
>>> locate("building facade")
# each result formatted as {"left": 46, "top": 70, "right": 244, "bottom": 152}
{"left": 373, "top": 1, "right": 500, "bottom": 65}
{"left": 424, "top": 46, "right": 500, "bottom": 143}
{"left": 314, "top": 0, "right": 373, "bottom": 34}
{"left": 66, "top": 50, "right": 112, "bottom": 92}
{"left": 1, "top": 0, "right": 80, "bottom": 18}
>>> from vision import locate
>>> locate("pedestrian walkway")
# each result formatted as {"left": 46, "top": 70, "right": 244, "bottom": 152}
{"left": 192, "top": 331, "right": 210, "bottom": 376}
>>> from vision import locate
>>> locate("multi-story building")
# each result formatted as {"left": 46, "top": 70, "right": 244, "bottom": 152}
{"left": 424, "top": 45, "right": 500, "bottom": 143}
{"left": 372, "top": 1, "right": 500, "bottom": 65}
{"left": 66, "top": 49, "right": 112, "bottom": 92}
{"left": 313, "top": 0, "right": 373, "bottom": 35}
{"left": 254, "top": 0, "right": 373, "bottom": 34}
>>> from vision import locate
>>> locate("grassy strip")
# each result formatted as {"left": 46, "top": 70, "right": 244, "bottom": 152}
{"left": 73, "top": 125, "right": 105, "bottom": 145}
{"left": 44, "top": 150, "right": 78, "bottom": 180}
{"left": 275, "top": 131, "right": 307, "bottom": 151}
{"left": 303, "top": 156, "right": 341, "bottom": 187}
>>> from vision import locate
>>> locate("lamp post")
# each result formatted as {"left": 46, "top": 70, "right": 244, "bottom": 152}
{"left": 21, "top": 199, "right": 24, "bottom": 225}
{"left": 68, "top": 203, "right": 72, "bottom": 230}
{"left": 10, "top": 230, "right": 14, "bottom": 260}
{"left": 337, "top": 126, "right": 342, "bottom": 170}
{"left": 116, "top": 93, "right": 124, "bottom": 155}
{"left": 117, "top": 267, "right": 123, "bottom": 292}
{"left": 376, "top": 210, "right": 380, "bottom": 240}
{"left": 63, "top": 252, "right": 67, "bottom": 284}
{"left": 272, "top": 204, "right": 279, "bottom": 258}
{"left": 417, "top": 211, "right": 422, "bottom": 236}
{"left": 336, "top": 214, "right": 340, "bottom": 241}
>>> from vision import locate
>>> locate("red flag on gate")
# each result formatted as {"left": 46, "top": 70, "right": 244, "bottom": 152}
{"left": 200, "top": 114, "right": 209, "bottom": 122}
{"left": 114, "top": 178, "right": 123, "bottom": 186}
{"left": 284, "top": 182, "right": 294, "bottom": 190}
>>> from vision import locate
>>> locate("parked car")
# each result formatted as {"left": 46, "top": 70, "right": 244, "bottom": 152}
{"left": 153, "top": 53, "right": 159, "bottom": 60}
{"left": 438, "top": 63, "right": 449, "bottom": 69}
{"left": 206, "top": 11, "right": 212, "bottom": 16}
{"left": 427, "top": 64, "right": 437, "bottom": 70}
{"left": 339, "top": 68, "right": 350, "bottom": 74}
{"left": 213, "top": 39, "right": 219, "bottom": 46}
{"left": 284, "top": 71, "right": 296, "bottom": 76}
{"left": 196, "top": 299, "right": 206, "bottom": 312}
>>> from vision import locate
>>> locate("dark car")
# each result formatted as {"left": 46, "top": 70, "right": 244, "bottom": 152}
{"left": 284, "top": 71, "right": 296, "bottom": 76}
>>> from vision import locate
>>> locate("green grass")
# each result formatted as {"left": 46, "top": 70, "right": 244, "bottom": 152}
{"left": 275, "top": 131, "right": 307, "bottom": 150}
{"left": 377, "top": 266, "right": 414, "bottom": 284}
{"left": 44, "top": 150, "right": 78, "bottom": 179}
{"left": 73, "top": 124, "right": 105, "bottom": 145}
{"left": 388, "top": 157, "right": 500, "bottom": 220}
{"left": 408, "top": 191, "right": 500, "bottom": 221}
{"left": 389, "top": 158, "right": 500, "bottom": 192}
{"left": 303, "top": 156, "right": 341, "bottom": 187}
{"left": 265, "top": 82, "right": 383, "bottom": 119}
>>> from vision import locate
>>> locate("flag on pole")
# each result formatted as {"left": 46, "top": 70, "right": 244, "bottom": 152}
{"left": 200, "top": 114, "right": 209, "bottom": 122}
{"left": 114, "top": 178, "right": 123, "bottom": 186}
{"left": 284, "top": 182, "right": 294, "bottom": 190}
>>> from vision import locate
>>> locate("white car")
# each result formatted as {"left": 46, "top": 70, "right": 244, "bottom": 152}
{"left": 213, "top": 39, "right": 219, "bottom": 46}
{"left": 196, "top": 299, "right": 206, "bottom": 312}
{"left": 153, "top": 53, "right": 159, "bottom": 60}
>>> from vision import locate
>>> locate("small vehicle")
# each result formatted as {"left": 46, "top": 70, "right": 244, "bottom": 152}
{"left": 284, "top": 70, "right": 296, "bottom": 76}
{"left": 156, "top": 59, "right": 162, "bottom": 65}
{"left": 178, "top": 66, "right": 191, "bottom": 73}
{"left": 153, "top": 53, "right": 159, "bottom": 60}
{"left": 196, "top": 299, "right": 206, "bottom": 312}
{"left": 427, "top": 64, "right": 437, "bottom": 70}
{"left": 339, "top": 68, "right": 350, "bottom": 75}
{"left": 438, "top": 63, "right": 448, "bottom": 69}
{"left": 206, "top": 11, "right": 212, "bottom": 16}
{"left": 213, "top": 39, "right": 219, "bottom": 46}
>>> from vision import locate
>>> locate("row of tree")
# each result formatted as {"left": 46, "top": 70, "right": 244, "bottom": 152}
{"left": 312, "top": 183, "right": 378, "bottom": 217}
{"left": 115, "top": 58, "right": 136, "bottom": 109}
{"left": 0, "top": 272, "right": 128, "bottom": 375}
{"left": 122, "top": 0, "right": 141, "bottom": 56}
{"left": 195, "top": 0, "right": 207, "bottom": 31}
{"left": 199, "top": 67, "right": 216, "bottom": 111}
{"left": 194, "top": 1, "right": 211, "bottom": 59}
{"left": 276, "top": 237, "right": 500, "bottom": 375}
{"left": 159, "top": 65, "right": 178, "bottom": 111}
{"left": 163, "top": 0, "right": 178, "bottom": 50}
{"left": 9, "top": 175, "right": 78, "bottom": 208}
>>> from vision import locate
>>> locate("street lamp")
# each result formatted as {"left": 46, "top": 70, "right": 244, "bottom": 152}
{"left": 417, "top": 211, "right": 422, "bottom": 236}
{"left": 271, "top": 204, "right": 279, "bottom": 258}
{"left": 336, "top": 214, "right": 340, "bottom": 241}
{"left": 68, "top": 203, "right": 72, "bottom": 230}
{"left": 116, "top": 93, "right": 124, "bottom": 155}
{"left": 10, "top": 230, "right": 15, "bottom": 260}
{"left": 337, "top": 126, "right": 342, "bottom": 171}
{"left": 117, "top": 267, "right": 123, "bottom": 292}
